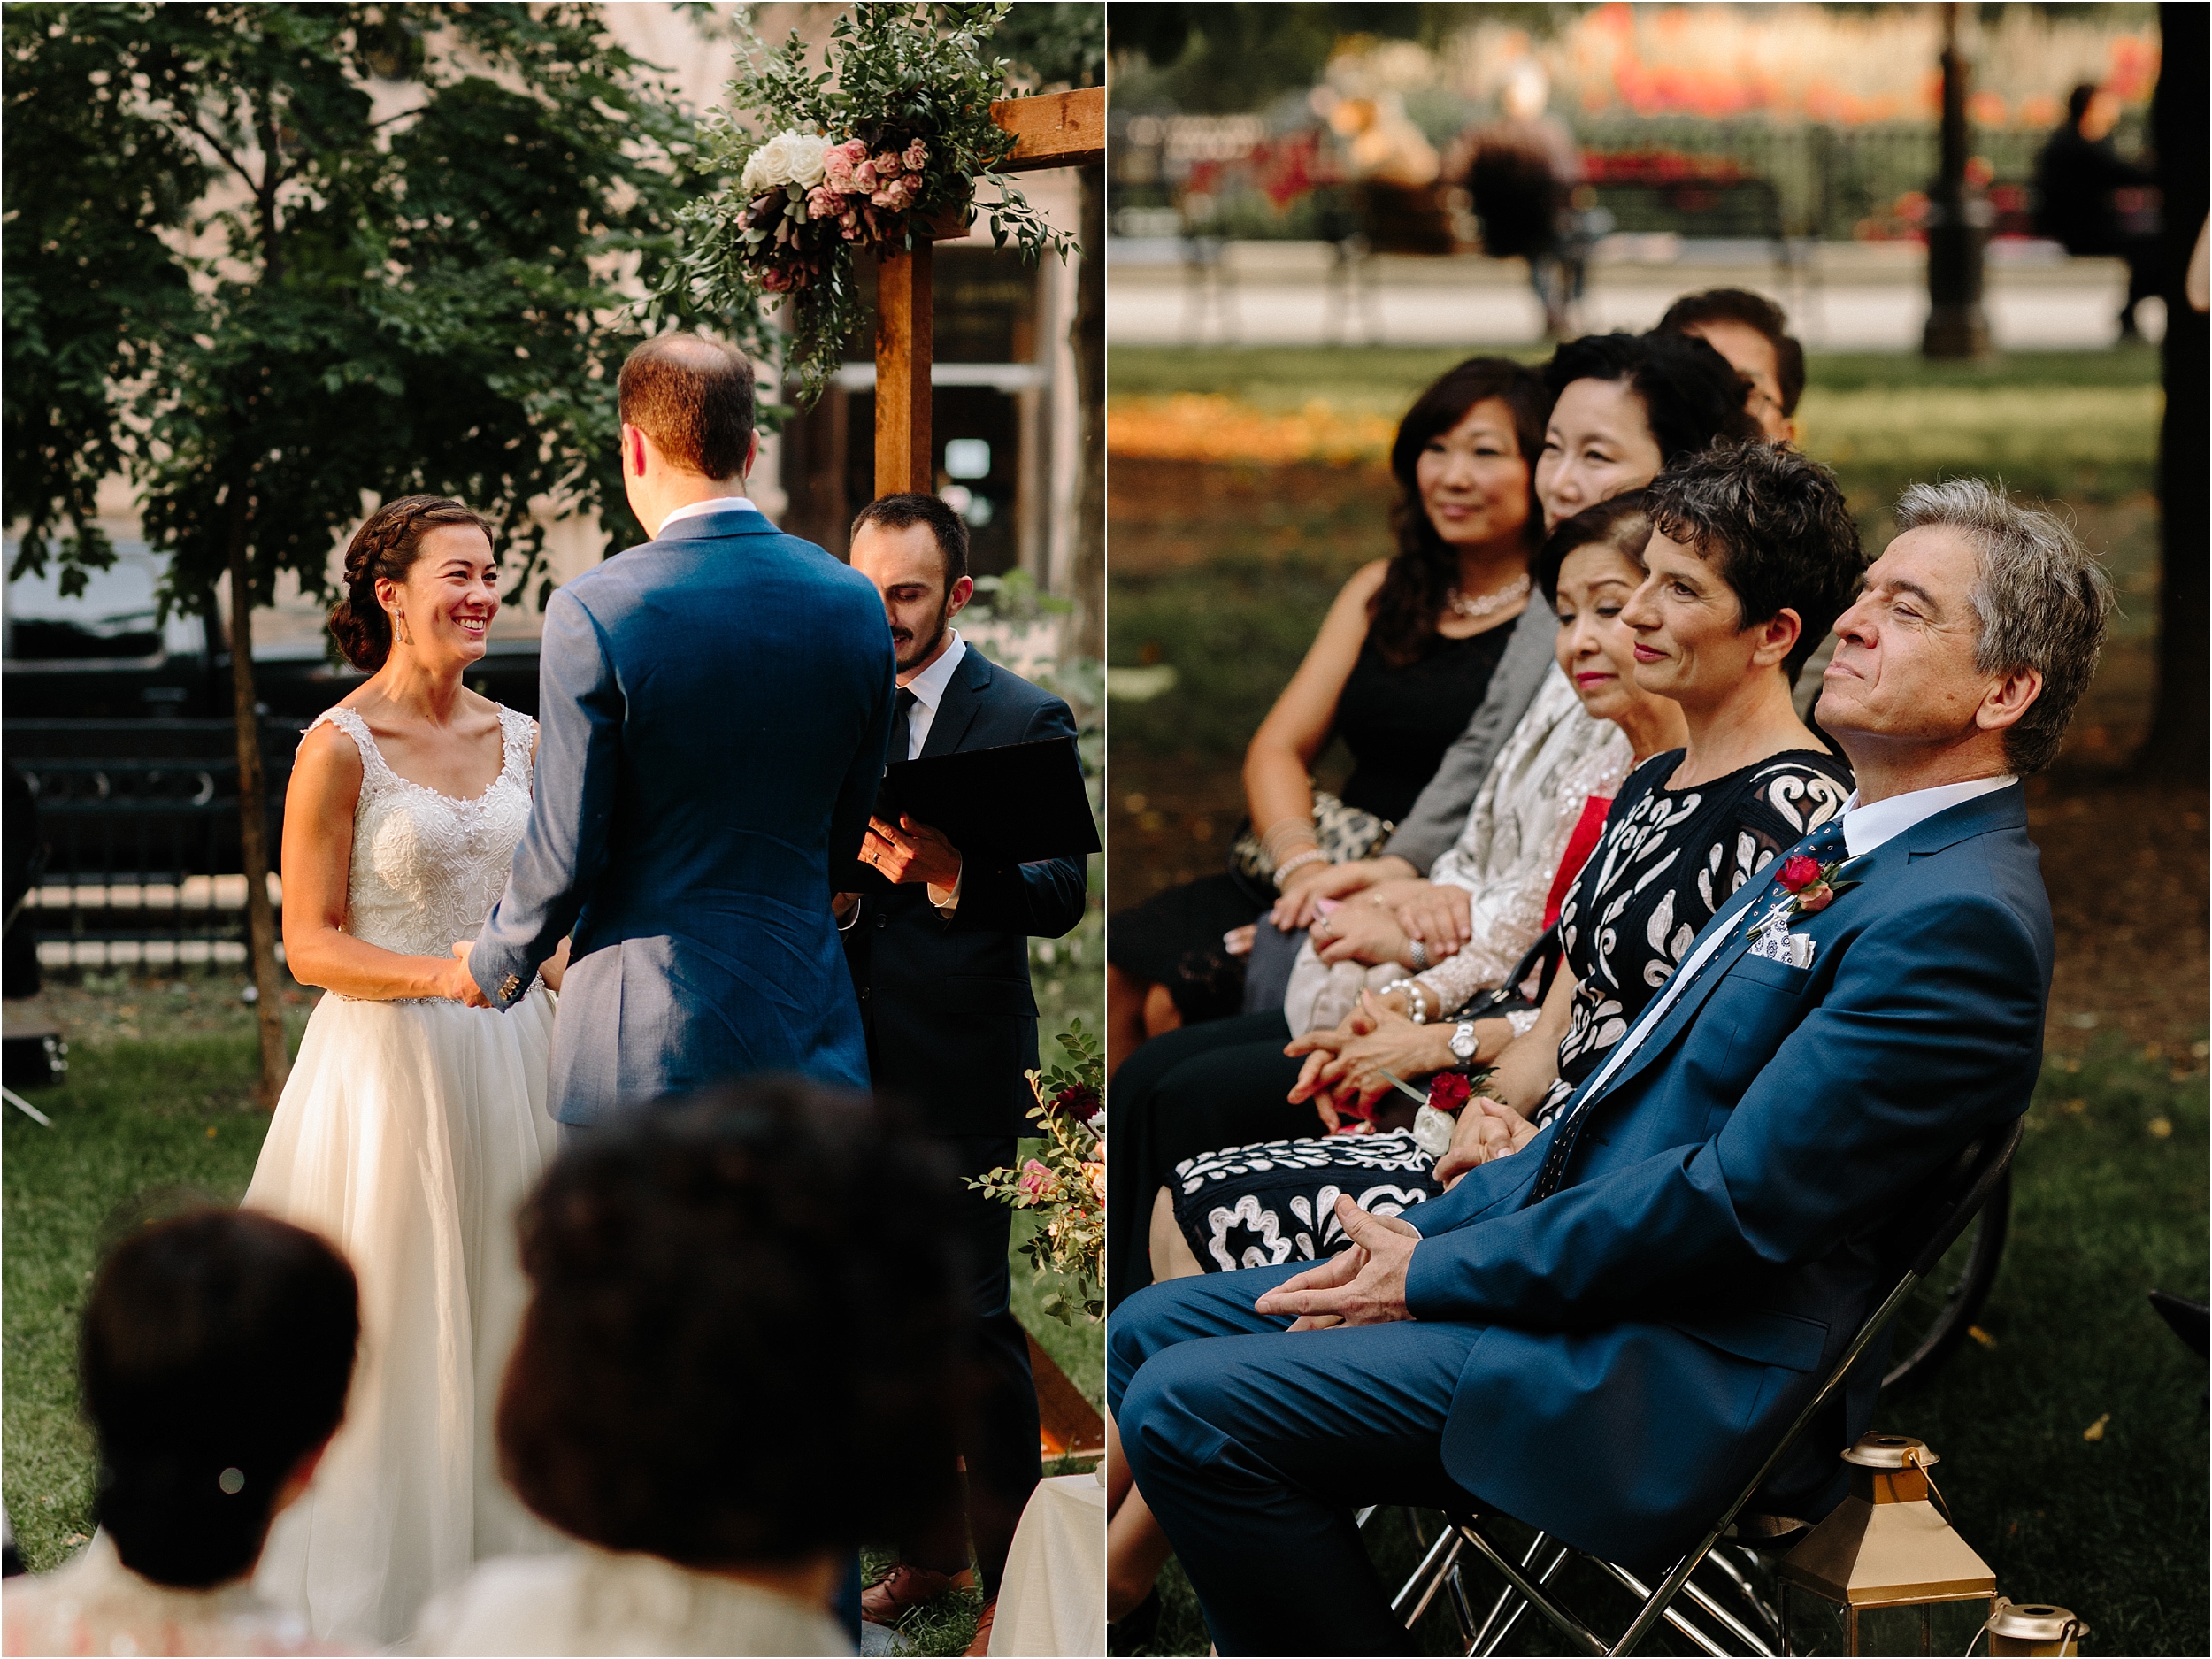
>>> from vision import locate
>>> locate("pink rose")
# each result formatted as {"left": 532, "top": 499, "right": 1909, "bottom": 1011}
{"left": 1795, "top": 883, "right": 1836, "bottom": 914}
{"left": 854, "top": 160, "right": 878, "bottom": 189}
{"left": 1084, "top": 1161, "right": 1106, "bottom": 1202}
{"left": 904, "top": 138, "right": 928, "bottom": 170}
{"left": 838, "top": 138, "right": 869, "bottom": 161}
{"left": 1778, "top": 854, "right": 1823, "bottom": 893}
{"left": 804, "top": 184, "right": 838, "bottom": 219}
{"left": 878, "top": 177, "right": 910, "bottom": 210}
{"left": 823, "top": 153, "right": 854, "bottom": 190}
{"left": 874, "top": 150, "right": 900, "bottom": 175}
{"left": 1016, "top": 1157, "right": 1061, "bottom": 1202}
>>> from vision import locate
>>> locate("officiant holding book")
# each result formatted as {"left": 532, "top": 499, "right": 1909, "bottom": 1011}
{"left": 839, "top": 493, "right": 1090, "bottom": 1647}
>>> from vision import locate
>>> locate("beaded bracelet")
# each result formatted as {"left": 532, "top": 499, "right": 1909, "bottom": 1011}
{"left": 1271, "top": 849, "right": 1329, "bottom": 888}
{"left": 1380, "top": 978, "right": 1432, "bottom": 1024}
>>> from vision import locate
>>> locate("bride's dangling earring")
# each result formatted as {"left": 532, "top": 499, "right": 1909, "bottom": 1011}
{"left": 394, "top": 611, "right": 411, "bottom": 648}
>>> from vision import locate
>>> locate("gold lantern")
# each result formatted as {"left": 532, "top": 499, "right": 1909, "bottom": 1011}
{"left": 1776, "top": 1432, "right": 1996, "bottom": 1654}
{"left": 1972, "top": 1599, "right": 2089, "bottom": 1656}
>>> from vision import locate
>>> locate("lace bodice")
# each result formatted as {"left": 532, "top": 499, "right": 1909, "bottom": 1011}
{"left": 306, "top": 703, "right": 536, "bottom": 971}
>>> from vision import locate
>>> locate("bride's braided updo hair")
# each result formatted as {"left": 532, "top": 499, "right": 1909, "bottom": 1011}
{"left": 329, "top": 495, "right": 493, "bottom": 671}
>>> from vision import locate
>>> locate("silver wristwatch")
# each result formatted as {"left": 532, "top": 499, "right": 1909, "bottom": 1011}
{"left": 1448, "top": 1020, "right": 1479, "bottom": 1062}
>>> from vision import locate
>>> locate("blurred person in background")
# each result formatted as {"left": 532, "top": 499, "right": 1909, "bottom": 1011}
{"left": 3, "top": 1210, "right": 360, "bottom": 1656}
{"left": 1459, "top": 63, "right": 1585, "bottom": 338}
{"left": 418, "top": 1079, "right": 967, "bottom": 1656}
{"left": 2036, "top": 82, "right": 2162, "bottom": 339}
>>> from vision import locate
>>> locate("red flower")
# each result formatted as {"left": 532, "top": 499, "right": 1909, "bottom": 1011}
{"left": 1426, "top": 1071, "right": 1473, "bottom": 1113}
{"left": 1778, "top": 854, "right": 1823, "bottom": 892}
{"left": 1795, "top": 883, "right": 1836, "bottom": 914}
{"left": 1049, "top": 1082, "right": 1100, "bottom": 1120}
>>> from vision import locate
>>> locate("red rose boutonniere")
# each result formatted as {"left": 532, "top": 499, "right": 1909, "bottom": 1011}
{"left": 1775, "top": 850, "right": 1859, "bottom": 920}
{"left": 1426, "top": 1071, "right": 1474, "bottom": 1113}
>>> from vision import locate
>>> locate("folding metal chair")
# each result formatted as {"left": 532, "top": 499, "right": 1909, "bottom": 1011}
{"left": 1381, "top": 1116, "right": 2026, "bottom": 1656}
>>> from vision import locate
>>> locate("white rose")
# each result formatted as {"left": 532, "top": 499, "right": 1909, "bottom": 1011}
{"left": 740, "top": 129, "right": 828, "bottom": 195}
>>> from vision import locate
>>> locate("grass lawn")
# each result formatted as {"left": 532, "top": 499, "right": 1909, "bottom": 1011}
{"left": 1130, "top": 1037, "right": 2208, "bottom": 1656}
{"left": 4, "top": 946, "right": 1105, "bottom": 1659}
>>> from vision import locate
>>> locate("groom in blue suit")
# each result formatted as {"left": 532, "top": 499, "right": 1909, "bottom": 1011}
{"left": 1109, "top": 476, "right": 2114, "bottom": 1655}
{"left": 464, "top": 334, "right": 894, "bottom": 1125}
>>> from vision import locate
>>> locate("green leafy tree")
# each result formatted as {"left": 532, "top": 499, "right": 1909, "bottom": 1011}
{"left": 4, "top": 4, "right": 703, "bottom": 1102}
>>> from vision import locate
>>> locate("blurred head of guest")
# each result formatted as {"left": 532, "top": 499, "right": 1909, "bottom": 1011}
{"left": 1535, "top": 332, "right": 1760, "bottom": 529}
{"left": 1372, "top": 356, "right": 1552, "bottom": 665}
{"left": 1656, "top": 288, "right": 1806, "bottom": 444}
{"left": 2069, "top": 81, "right": 2122, "bottom": 142}
{"left": 430, "top": 1078, "right": 967, "bottom": 1655}
{"left": 4, "top": 1210, "right": 360, "bottom": 1657}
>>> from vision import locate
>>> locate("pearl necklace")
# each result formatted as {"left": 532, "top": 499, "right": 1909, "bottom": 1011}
{"left": 1445, "top": 572, "right": 1532, "bottom": 620}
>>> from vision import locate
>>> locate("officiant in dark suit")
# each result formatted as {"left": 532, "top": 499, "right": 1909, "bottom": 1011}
{"left": 839, "top": 492, "right": 1088, "bottom": 1647}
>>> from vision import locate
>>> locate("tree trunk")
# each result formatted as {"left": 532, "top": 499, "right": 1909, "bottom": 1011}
{"left": 225, "top": 491, "right": 289, "bottom": 1107}
{"left": 1068, "top": 159, "right": 1106, "bottom": 663}
{"left": 2143, "top": 3, "right": 2208, "bottom": 780}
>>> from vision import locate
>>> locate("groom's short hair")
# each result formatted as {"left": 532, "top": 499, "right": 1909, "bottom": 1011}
{"left": 851, "top": 492, "right": 970, "bottom": 588}
{"left": 618, "top": 332, "right": 756, "bottom": 480}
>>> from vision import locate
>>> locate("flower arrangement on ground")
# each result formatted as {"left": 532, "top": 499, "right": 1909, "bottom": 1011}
{"left": 972, "top": 1020, "right": 1103, "bottom": 1325}
{"left": 654, "top": 3, "right": 1073, "bottom": 403}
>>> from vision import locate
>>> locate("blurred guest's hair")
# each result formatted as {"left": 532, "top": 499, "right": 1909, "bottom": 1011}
{"left": 1893, "top": 479, "right": 2115, "bottom": 775}
{"left": 1655, "top": 288, "right": 1809, "bottom": 418}
{"left": 618, "top": 332, "right": 757, "bottom": 480}
{"left": 851, "top": 491, "right": 972, "bottom": 588}
{"left": 1533, "top": 491, "right": 1654, "bottom": 607}
{"left": 1374, "top": 356, "right": 1553, "bottom": 666}
{"left": 81, "top": 1210, "right": 358, "bottom": 1589}
{"left": 1646, "top": 442, "right": 1863, "bottom": 685}
{"left": 2067, "top": 83, "right": 2098, "bottom": 126}
{"left": 499, "top": 1077, "right": 966, "bottom": 1568}
{"left": 1543, "top": 332, "right": 1762, "bottom": 465}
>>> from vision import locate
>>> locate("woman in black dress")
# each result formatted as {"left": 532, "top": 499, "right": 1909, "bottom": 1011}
{"left": 1105, "top": 357, "right": 1551, "bottom": 1075}
{"left": 1106, "top": 331, "right": 1758, "bottom": 1313}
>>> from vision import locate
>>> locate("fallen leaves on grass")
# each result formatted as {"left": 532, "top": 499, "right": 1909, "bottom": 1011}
{"left": 2147, "top": 1117, "right": 2172, "bottom": 1138}
{"left": 2084, "top": 1413, "right": 2111, "bottom": 1442}
{"left": 1109, "top": 396, "right": 1395, "bottom": 465}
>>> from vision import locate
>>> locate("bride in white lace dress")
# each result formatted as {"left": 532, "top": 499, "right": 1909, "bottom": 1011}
{"left": 244, "top": 498, "right": 565, "bottom": 1643}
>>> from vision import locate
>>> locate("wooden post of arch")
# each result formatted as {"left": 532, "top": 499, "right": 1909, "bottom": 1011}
{"left": 872, "top": 87, "right": 1105, "bottom": 499}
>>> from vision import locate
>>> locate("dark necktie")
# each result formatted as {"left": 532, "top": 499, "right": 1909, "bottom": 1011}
{"left": 1528, "top": 814, "right": 1851, "bottom": 1201}
{"left": 887, "top": 687, "right": 918, "bottom": 769}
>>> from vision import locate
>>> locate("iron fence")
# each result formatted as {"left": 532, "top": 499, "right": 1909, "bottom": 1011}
{"left": 6, "top": 718, "right": 298, "bottom": 970}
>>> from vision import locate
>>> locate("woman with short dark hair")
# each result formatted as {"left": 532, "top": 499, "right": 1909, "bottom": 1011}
{"left": 2, "top": 1210, "right": 359, "bottom": 1655}
{"left": 416, "top": 1078, "right": 967, "bottom": 1656}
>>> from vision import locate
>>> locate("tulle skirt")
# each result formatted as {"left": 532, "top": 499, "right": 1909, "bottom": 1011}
{"left": 245, "top": 988, "right": 565, "bottom": 1644}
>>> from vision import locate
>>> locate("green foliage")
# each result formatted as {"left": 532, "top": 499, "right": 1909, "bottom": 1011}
{"left": 992, "top": 2, "right": 1105, "bottom": 92}
{"left": 970, "top": 1019, "right": 1104, "bottom": 1325}
{"left": 654, "top": 3, "right": 1072, "bottom": 406}
{"left": 4, "top": 3, "right": 705, "bottom": 612}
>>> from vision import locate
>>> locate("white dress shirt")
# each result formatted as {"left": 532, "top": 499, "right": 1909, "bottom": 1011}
{"left": 896, "top": 632, "right": 968, "bottom": 911}
{"left": 656, "top": 495, "right": 757, "bottom": 533}
{"left": 898, "top": 631, "right": 967, "bottom": 761}
{"left": 1570, "top": 772, "right": 2018, "bottom": 1105}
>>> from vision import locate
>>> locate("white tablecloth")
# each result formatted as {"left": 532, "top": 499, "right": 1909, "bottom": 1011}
{"left": 988, "top": 1472, "right": 1106, "bottom": 1657}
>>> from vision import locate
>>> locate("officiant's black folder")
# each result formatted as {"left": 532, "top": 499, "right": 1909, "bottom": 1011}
{"left": 841, "top": 735, "right": 1099, "bottom": 892}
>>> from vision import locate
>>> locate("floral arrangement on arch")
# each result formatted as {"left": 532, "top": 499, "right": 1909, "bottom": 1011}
{"left": 655, "top": 3, "right": 1073, "bottom": 404}
{"left": 971, "top": 1020, "right": 1103, "bottom": 1325}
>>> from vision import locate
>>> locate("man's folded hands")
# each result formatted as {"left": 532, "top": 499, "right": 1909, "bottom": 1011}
{"left": 1254, "top": 1198, "right": 1420, "bottom": 1328}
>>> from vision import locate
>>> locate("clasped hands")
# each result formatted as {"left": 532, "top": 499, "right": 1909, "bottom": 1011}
{"left": 1285, "top": 992, "right": 1537, "bottom": 1185}
{"left": 1269, "top": 861, "right": 1475, "bottom": 969}
{"left": 1253, "top": 1196, "right": 1419, "bottom": 1328}
{"left": 431, "top": 938, "right": 571, "bottom": 1009}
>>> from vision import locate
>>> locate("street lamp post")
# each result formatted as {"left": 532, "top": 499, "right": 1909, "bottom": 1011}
{"left": 1924, "top": 2, "right": 1992, "bottom": 358}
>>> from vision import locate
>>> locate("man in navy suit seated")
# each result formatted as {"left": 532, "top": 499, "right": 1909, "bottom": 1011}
{"left": 838, "top": 494, "right": 1088, "bottom": 1647}
{"left": 1108, "top": 474, "right": 2114, "bottom": 1655}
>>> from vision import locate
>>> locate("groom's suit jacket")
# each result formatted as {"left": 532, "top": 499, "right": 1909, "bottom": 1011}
{"left": 471, "top": 507, "right": 895, "bottom": 1124}
{"left": 1401, "top": 783, "right": 2049, "bottom": 1570}
{"left": 841, "top": 646, "right": 1088, "bottom": 1138}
